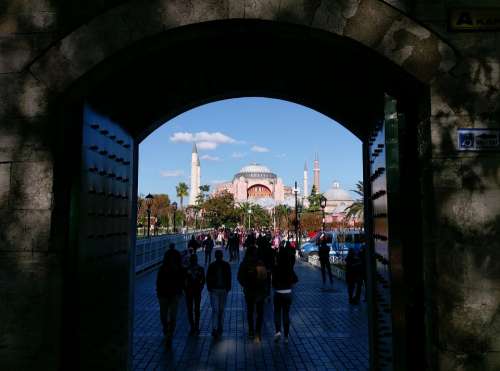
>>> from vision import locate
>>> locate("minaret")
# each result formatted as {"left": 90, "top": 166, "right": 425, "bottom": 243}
{"left": 313, "top": 152, "right": 320, "bottom": 193}
{"left": 189, "top": 143, "right": 200, "bottom": 205}
{"left": 303, "top": 162, "right": 309, "bottom": 198}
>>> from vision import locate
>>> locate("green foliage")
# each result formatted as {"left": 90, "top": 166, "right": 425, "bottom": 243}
{"left": 307, "top": 185, "right": 323, "bottom": 212}
{"left": 345, "top": 181, "right": 364, "bottom": 221}
{"left": 196, "top": 184, "right": 210, "bottom": 205}
{"left": 176, "top": 182, "right": 189, "bottom": 209}
{"left": 237, "top": 203, "right": 271, "bottom": 229}
{"left": 201, "top": 191, "right": 240, "bottom": 228}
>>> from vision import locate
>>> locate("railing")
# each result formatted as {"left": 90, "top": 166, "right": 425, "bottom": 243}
{"left": 306, "top": 255, "right": 346, "bottom": 281}
{"left": 135, "top": 229, "right": 211, "bottom": 274}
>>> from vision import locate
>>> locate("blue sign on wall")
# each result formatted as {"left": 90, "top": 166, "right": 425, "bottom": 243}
{"left": 457, "top": 129, "right": 500, "bottom": 151}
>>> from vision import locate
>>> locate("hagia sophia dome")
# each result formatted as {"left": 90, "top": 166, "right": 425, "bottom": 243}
{"left": 234, "top": 163, "right": 277, "bottom": 180}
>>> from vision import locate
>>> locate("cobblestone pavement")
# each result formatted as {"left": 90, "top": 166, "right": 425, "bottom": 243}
{"left": 133, "top": 249, "right": 369, "bottom": 370}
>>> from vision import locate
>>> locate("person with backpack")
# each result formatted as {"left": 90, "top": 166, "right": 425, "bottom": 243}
{"left": 272, "top": 244, "right": 298, "bottom": 343}
{"left": 345, "top": 248, "right": 363, "bottom": 304}
{"left": 257, "top": 231, "right": 275, "bottom": 300}
{"left": 206, "top": 250, "right": 231, "bottom": 338}
{"left": 317, "top": 233, "right": 334, "bottom": 289}
{"left": 237, "top": 245, "right": 268, "bottom": 342}
{"left": 156, "top": 243, "right": 186, "bottom": 347}
{"left": 184, "top": 253, "right": 205, "bottom": 335}
{"left": 203, "top": 234, "right": 215, "bottom": 266}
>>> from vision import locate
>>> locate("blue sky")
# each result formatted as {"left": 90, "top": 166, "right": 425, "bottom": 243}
{"left": 139, "top": 97, "right": 362, "bottom": 200}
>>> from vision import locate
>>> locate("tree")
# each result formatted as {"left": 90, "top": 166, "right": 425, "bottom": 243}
{"left": 176, "top": 182, "right": 189, "bottom": 210}
{"left": 201, "top": 191, "right": 240, "bottom": 228}
{"left": 307, "top": 185, "right": 323, "bottom": 212}
{"left": 196, "top": 184, "right": 210, "bottom": 205}
{"left": 345, "top": 181, "right": 364, "bottom": 223}
{"left": 274, "top": 204, "right": 292, "bottom": 230}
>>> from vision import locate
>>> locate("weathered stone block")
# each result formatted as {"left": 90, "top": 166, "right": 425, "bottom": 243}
{"left": 0, "top": 209, "right": 51, "bottom": 251}
{"left": 0, "top": 163, "right": 10, "bottom": 208}
{"left": 10, "top": 161, "right": 52, "bottom": 210}
{"left": 0, "top": 251, "right": 61, "bottom": 370}
{"left": 0, "top": 34, "right": 54, "bottom": 73}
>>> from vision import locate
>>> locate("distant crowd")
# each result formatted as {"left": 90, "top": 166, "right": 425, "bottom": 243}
{"left": 156, "top": 227, "right": 367, "bottom": 347}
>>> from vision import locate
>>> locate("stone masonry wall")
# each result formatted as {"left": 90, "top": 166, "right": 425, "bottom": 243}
{"left": 0, "top": 0, "right": 498, "bottom": 370}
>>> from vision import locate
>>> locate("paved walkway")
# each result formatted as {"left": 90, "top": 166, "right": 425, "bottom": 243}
{"left": 133, "top": 250, "right": 369, "bottom": 370}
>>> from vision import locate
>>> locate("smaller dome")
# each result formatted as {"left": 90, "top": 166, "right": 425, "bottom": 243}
{"left": 324, "top": 181, "right": 353, "bottom": 202}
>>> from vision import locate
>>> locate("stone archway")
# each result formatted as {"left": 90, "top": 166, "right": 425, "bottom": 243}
{"left": 11, "top": 2, "right": 500, "bottom": 371}
{"left": 51, "top": 17, "right": 437, "bottom": 370}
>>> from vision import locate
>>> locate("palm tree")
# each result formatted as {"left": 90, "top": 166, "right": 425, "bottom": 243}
{"left": 345, "top": 181, "right": 364, "bottom": 221}
{"left": 176, "top": 182, "right": 189, "bottom": 210}
{"left": 237, "top": 202, "right": 253, "bottom": 227}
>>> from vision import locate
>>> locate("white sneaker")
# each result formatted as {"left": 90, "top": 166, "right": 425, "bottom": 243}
{"left": 274, "top": 332, "right": 281, "bottom": 342}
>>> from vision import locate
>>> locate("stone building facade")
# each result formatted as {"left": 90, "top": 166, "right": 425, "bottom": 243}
{"left": 0, "top": 1, "right": 499, "bottom": 370}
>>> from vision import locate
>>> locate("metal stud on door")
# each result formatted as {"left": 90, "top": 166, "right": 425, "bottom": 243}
{"left": 74, "top": 104, "right": 134, "bottom": 369}
{"left": 369, "top": 95, "right": 405, "bottom": 370}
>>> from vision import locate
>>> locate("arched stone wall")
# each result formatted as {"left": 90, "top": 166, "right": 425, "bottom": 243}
{"left": 1, "top": 1, "right": 500, "bottom": 371}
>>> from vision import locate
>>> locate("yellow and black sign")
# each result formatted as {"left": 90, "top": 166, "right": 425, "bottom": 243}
{"left": 448, "top": 8, "right": 500, "bottom": 31}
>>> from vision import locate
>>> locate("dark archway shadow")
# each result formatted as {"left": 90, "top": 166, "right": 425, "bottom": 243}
{"left": 54, "top": 19, "right": 430, "bottom": 370}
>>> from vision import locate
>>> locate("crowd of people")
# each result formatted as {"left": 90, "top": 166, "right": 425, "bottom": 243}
{"left": 156, "top": 228, "right": 366, "bottom": 348}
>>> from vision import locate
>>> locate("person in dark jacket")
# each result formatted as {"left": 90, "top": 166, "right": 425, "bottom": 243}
{"left": 257, "top": 232, "right": 275, "bottom": 299}
{"left": 188, "top": 234, "right": 200, "bottom": 253}
{"left": 345, "top": 248, "right": 363, "bottom": 304}
{"left": 272, "top": 245, "right": 298, "bottom": 343}
{"left": 206, "top": 250, "right": 231, "bottom": 338}
{"left": 318, "top": 233, "right": 333, "bottom": 288}
{"left": 156, "top": 243, "right": 185, "bottom": 347}
{"left": 184, "top": 253, "right": 205, "bottom": 335}
{"left": 228, "top": 232, "right": 240, "bottom": 262}
{"left": 238, "top": 246, "right": 268, "bottom": 342}
{"left": 203, "top": 234, "right": 215, "bottom": 266}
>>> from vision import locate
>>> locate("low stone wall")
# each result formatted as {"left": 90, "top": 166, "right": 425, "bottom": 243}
{"left": 305, "top": 255, "right": 346, "bottom": 281}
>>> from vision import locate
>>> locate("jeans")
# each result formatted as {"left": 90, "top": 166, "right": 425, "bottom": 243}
{"left": 185, "top": 290, "right": 202, "bottom": 330}
{"left": 320, "top": 258, "right": 333, "bottom": 284}
{"left": 274, "top": 292, "right": 292, "bottom": 337}
{"left": 244, "top": 293, "right": 265, "bottom": 335}
{"left": 209, "top": 289, "right": 227, "bottom": 332}
{"left": 158, "top": 295, "right": 181, "bottom": 339}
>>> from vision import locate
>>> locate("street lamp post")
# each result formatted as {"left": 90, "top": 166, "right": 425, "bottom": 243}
{"left": 172, "top": 201, "right": 178, "bottom": 233}
{"left": 247, "top": 208, "right": 252, "bottom": 230}
{"left": 293, "top": 181, "right": 299, "bottom": 243}
{"left": 320, "top": 195, "right": 327, "bottom": 231}
{"left": 145, "top": 193, "right": 154, "bottom": 238}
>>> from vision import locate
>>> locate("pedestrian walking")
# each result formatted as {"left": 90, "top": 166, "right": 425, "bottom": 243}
{"left": 188, "top": 234, "right": 200, "bottom": 253}
{"left": 318, "top": 233, "right": 333, "bottom": 289}
{"left": 184, "top": 254, "right": 205, "bottom": 335}
{"left": 272, "top": 244, "right": 298, "bottom": 343}
{"left": 359, "top": 245, "right": 367, "bottom": 301}
{"left": 257, "top": 232, "right": 275, "bottom": 300}
{"left": 228, "top": 232, "right": 240, "bottom": 262}
{"left": 203, "top": 234, "right": 214, "bottom": 266}
{"left": 156, "top": 243, "right": 185, "bottom": 347}
{"left": 238, "top": 245, "right": 268, "bottom": 342}
{"left": 345, "top": 248, "right": 363, "bottom": 304}
{"left": 206, "top": 250, "right": 231, "bottom": 338}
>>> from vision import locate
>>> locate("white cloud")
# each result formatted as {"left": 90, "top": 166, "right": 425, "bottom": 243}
{"left": 200, "top": 154, "right": 221, "bottom": 161}
{"left": 197, "top": 141, "right": 217, "bottom": 150}
{"left": 276, "top": 153, "right": 287, "bottom": 158}
{"left": 251, "top": 145, "right": 270, "bottom": 153}
{"left": 232, "top": 152, "right": 246, "bottom": 158}
{"left": 160, "top": 170, "right": 183, "bottom": 177}
{"left": 169, "top": 131, "right": 237, "bottom": 150}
